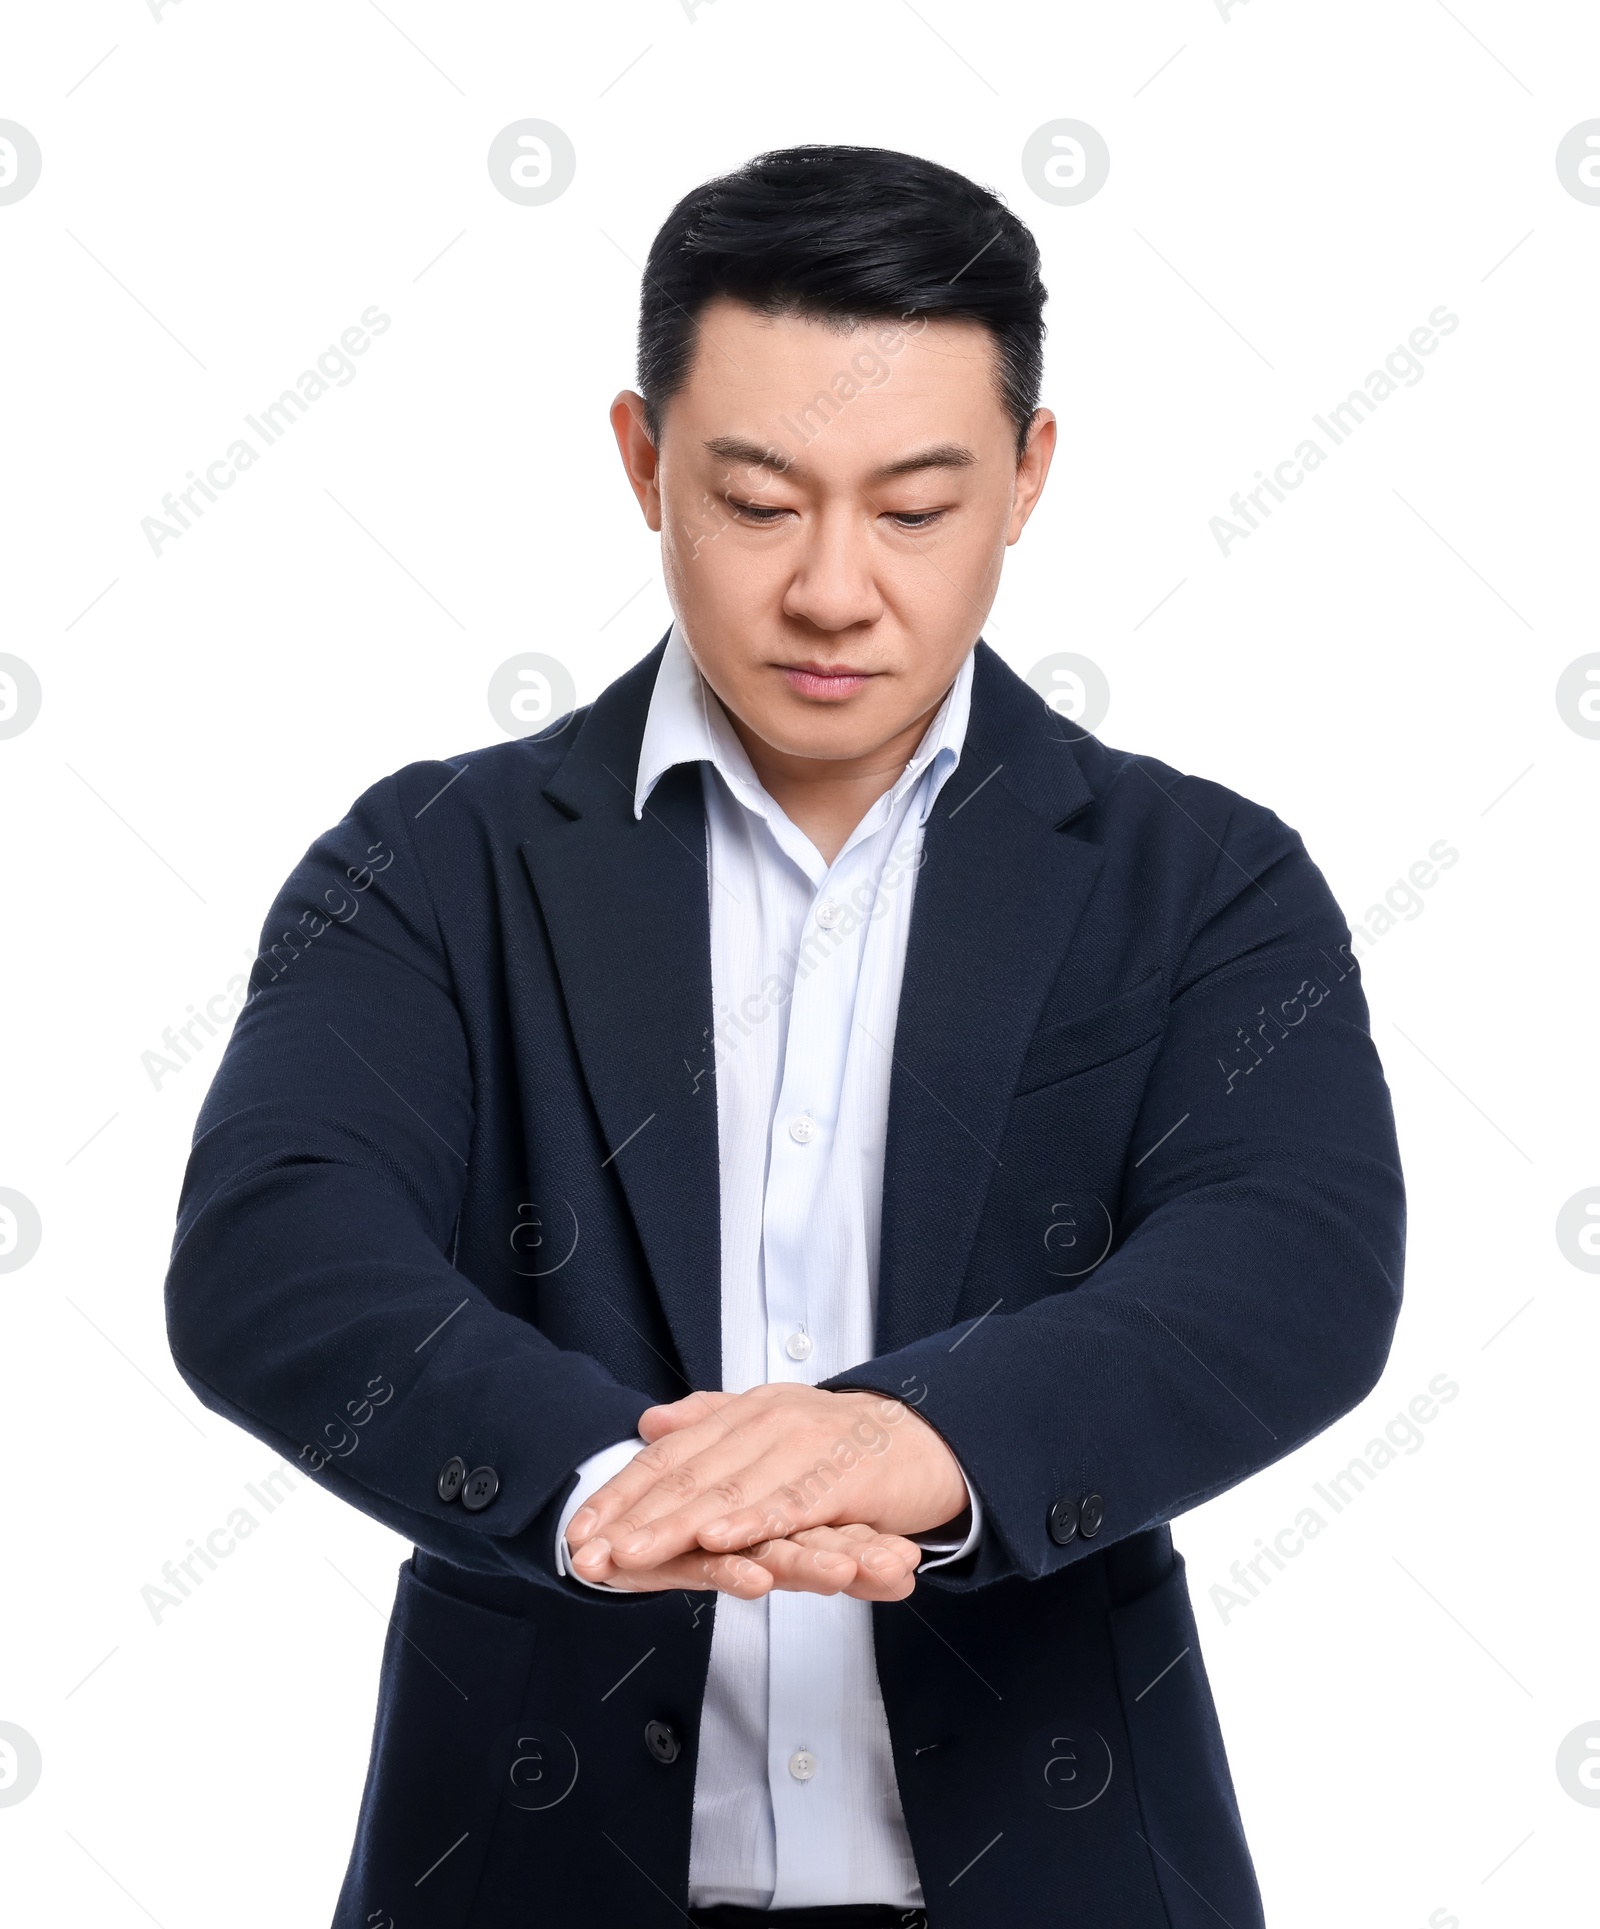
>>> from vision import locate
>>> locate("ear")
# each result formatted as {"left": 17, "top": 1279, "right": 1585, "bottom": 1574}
{"left": 611, "top": 391, "right": 663, "bottom": 531}
{"left": 1006, "top": 408, "right": 1057, "bottom": 544}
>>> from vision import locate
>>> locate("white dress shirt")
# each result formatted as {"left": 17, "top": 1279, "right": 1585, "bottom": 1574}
{"left": 556, "top": 622, "right": 981, "bottom": 1910}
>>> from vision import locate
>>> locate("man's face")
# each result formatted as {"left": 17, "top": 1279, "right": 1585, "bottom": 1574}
{"left": 611, "top": 297, "right": 1054, "bottom": 764}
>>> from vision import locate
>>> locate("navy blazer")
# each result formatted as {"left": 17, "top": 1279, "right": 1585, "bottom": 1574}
{"left": 165, "top": 637, "right": 1404, "bottom": 1928}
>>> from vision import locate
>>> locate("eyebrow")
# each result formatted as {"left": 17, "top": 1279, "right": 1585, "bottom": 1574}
{"left": 702, "top": 436, "right": 978, "bottom": 484}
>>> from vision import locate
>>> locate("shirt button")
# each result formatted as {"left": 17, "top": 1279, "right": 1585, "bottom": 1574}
{"left": 788, "top": 1115, "right": 818, "bottom": 1144}
{"left": 784, "top": 1331, "right": 813, "bottom": 1362}
{"left": 788, "top": 1749, "right": 817, "bottom": 1782}
{"left": 815, "top": 900, "right": 842, "bottom": 929}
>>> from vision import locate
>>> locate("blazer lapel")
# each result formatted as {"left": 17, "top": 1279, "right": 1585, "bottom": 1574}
{"left": 875, "top": 642, "right": 1106, "bottom": 1356}
{"left": 518, "top": 639, "right": 724, "bottom": 1394}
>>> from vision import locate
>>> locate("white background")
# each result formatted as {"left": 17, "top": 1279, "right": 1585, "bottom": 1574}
{"left": 2, "top": 2, "right": 1597, "bottom": 1923}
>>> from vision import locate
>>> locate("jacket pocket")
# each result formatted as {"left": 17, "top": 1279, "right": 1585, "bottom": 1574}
{"left": 1107, "top": 1553, "right": 1265, "bottom": 1929}
{"left": 331, "top": 1557, "right": 538, "bottom": 1929}
{"left": 1015, "top": 969, "right": 1167, "bottom": 1096}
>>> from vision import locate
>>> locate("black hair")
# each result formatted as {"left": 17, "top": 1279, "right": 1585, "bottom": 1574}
{"left": 637, "top": 145, "right": 1047, "bottom": 455}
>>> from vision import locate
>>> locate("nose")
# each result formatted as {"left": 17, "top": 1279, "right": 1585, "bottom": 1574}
{"left": 781, "top": 504, "right": 884, "bottom": 633}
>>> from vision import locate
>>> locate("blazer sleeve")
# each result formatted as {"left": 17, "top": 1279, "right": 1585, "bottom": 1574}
{"left": 824, "top": 792, "right": 1407, "bottom": 1591}
{"left": 163, "top": 769, "right": 655, "bottom": 1595}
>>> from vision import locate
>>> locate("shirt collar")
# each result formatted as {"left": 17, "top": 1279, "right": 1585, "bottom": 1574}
{"left": 634, "top": 621, "right": 974, "bottom": 834}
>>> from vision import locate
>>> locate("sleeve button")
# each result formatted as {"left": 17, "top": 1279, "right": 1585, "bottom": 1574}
{"left": 1047, "top": 1496, "right": 1079, "bottom": 1546}
{"left": 460, "top": 1465, "right": 500, "bottom": 1512}
{"left": 436, "top": 1456, "right": 467, "bottom": 1503}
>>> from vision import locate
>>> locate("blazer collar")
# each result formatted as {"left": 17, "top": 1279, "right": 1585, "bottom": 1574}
{"left": 545, "top": 633, "right": 1086, "bottom": 833}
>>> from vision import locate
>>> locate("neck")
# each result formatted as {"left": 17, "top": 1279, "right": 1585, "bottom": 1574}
{"left": 726, "top": 698, "right": 945, "bottom": 868}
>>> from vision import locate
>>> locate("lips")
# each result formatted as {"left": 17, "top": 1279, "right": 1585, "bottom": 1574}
{"left": 780, "top": 663, "right": 874, "bottom": 700}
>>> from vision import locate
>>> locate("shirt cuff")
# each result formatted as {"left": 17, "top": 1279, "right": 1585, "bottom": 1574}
{"left": 555, "top": 1434, "right": 646, "bottom": 1592}
{"left": 908, "top": 1465, "right": 984, "bottom": 1570}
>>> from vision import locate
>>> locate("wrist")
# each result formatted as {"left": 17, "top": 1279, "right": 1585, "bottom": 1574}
{"left": 840, "top": 1390, "right": 967, "bottom": 1535}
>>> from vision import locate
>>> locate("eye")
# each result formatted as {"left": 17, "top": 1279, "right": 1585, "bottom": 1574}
{"left": 726, "top": 496, "right": 790, "bottom": 524}
{"left": 887, "top": 509, "right": 945, "bottom": 529}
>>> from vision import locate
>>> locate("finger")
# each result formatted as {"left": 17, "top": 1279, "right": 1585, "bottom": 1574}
{"left": 590, "top": 1529, "right": 899, "bottom": 1601}
{"left": 571, "top": 1389, "right": 779, "bottom": 1540}
{"left": 683, "top": 1414, "right": 911, "bottom": 1555}
{"left": 742, "top": 1536, "right": 860, "bottom": 1597}
{"left": 788, "top": 1526, "right": 921, "bottom": 1602}
{"left": 591, "top": 1415, "right": 815, "bottom": 1560}
{"left": 572, "top": 1524, "right": 918, "bottom": 1602}
{"left": 638, "top": 1390, "right": 740, "bottom": 1441}
{"left": 605, "top": 1445, "right": 840, "bottom": 1568}
{"left": 602, "top": 1397, "right": 908, "bottom": 1565}
{"left": 685, "top": 1459, "right": 867, "bottom": 1556}
{"left": 567, "top": 1536, "right": 775, "bottom": 1599}
{"left": 791, "top": 1523, "right": 920, "bottom": 1568}
{"left": 567, "top": 1414, "right": 756, "bottom": 1544}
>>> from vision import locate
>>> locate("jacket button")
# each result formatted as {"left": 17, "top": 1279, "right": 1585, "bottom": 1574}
{"left": 436, "top": 1456, "right": 467, "bottom": 1503}
{"left": 460, "top": 1465, "right": 500, "bottom": 1512}
{"left": 1047, "top": 1496, "right": 1078, "bottom": 1546}
{"left": 1079, "top": 1492, "right": 1105, "bottom": 1538}
{"left": 644, "top": 1720, "right": 681, "bottom": 1765}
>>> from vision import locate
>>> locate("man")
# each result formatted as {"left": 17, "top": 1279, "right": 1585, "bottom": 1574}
{"left": 165, "top": 146, "right": 1405, "bottom": 1927}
